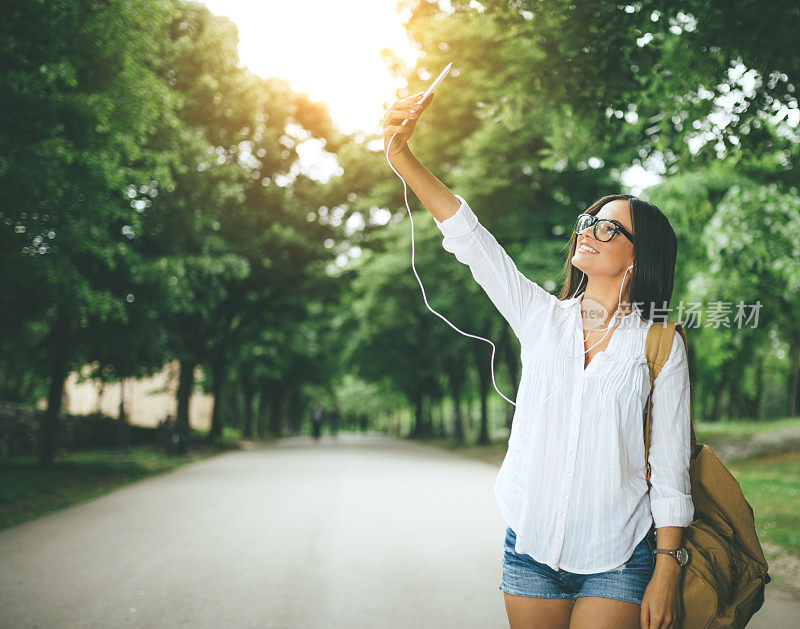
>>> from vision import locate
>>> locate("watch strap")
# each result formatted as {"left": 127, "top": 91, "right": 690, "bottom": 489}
{"left": 652, "top": 547, "right": 687, "bottom": 566}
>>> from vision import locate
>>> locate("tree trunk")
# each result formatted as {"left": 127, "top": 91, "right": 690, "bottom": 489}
{"left": 256, "top": 388, "right": 269, "bottom": 438}
{"left": 700, "top": 389, "right": 708, "bottom": 423}
{"left": 425, "top": 394, "right": 434, "bottom": 437}
{"left": 472, "top": 342, "right": 491, "bottom": 446}
{"left": 241, "top": 373, "right": 255, "bottom": 439}
{"left": 284, "top": 386, "right": 300, "bottom": 435}
{"left": 447, "top": 354, "right": 466, "bottom": 445}
{"left": 39, "top": 316, "right": 70, "bottom": 468}
{"left": 279, "top": 386, "right": 289, "bottom": 435}
{"left": 754, "top": 354, "right": 765, "bottom": 420}
{"left": 423, "top": 395, "right": 433, "bottom": 438}
{"left": 267, "top": 381, "right": 285, "bottom": 438}
{"left": 450, "top": 384, "right": 464, "bottom": 445}
{"left": 230, "top": 387, "right": 242, "bottom": 431}
{"left": 710, "top": 368, "right": 729, "bottom": 422}
{"left": 116, "top": 378, "right": 130, "bottom": 454}
{"left": 452, "top": 391, "right": 463, "bottom": 445}
{"left": 411, "top": 390, "right": 424, "bottom": 439}
{"left": 727, "top": 372, "right": 737, "bottom": 420}
{"left": 292, "top": 388, "right": 303, "bottom": 435}
{"left": 467, "top": 390, "right": 475, "bottom": 434}
{"left": 207, "top": 356, "right": 225, "bottom": 444}
{"left": 726, "top": 345, "right": 747, "bottom": 420}
{"left": 176, "top": 359, "right": 195, "bottom": 451}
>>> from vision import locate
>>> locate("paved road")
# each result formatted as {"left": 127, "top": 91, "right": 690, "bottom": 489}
{"left": 1, "top": 432, "right": 797, "bottom": 628}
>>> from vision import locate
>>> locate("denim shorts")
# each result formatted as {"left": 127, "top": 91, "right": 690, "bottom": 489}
{"left": 497, "top": 525, "right": 656, "bottom": 605}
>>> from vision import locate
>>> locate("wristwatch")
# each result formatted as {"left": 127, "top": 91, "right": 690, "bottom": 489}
{"left": 653, "top": 546, "right": 689, "bottom": 567}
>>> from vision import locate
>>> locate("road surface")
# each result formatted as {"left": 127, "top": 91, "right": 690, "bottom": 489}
{"left": 0, "top": 433, "right": 796, "bottom": 627}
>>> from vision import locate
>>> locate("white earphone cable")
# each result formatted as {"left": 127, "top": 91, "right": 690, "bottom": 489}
{"left": 385, "top": 134, "right": 515, "bottom": 406}
{"left": 385, "top": 132, "right": 633, "bottom": 412}
{"left": 563, "top": 264, "right": 634, "bottom": 360}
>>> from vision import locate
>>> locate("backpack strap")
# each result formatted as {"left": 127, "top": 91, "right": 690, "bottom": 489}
{"left": 643, "top": 321, "right": 698, "bottom": 488}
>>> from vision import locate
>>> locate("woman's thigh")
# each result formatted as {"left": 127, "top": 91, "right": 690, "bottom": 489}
{"left": 569, "top": 595, "right": 640, "bottom": 629}
{"left": 503, "top": 592, "right": 574, "bottom": 629}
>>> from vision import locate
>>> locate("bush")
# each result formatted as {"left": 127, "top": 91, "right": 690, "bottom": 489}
{"left": 0, "top": 402, "right": 158, "bottom": 456}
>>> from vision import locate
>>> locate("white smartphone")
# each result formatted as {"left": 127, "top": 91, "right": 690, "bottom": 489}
{"left": 400, "top": 61, "right": 452, "bottom": 127}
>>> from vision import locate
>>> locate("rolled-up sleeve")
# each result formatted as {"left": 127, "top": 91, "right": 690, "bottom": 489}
{"left": 432, "top": 194, "right": 554, "bottom": 341}
{"left": 648, "top": 329, "right": 695, "bottom": 528}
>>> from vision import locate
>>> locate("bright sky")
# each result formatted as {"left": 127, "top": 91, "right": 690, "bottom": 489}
{"left": 200, "top": 0, "right": 418, "bottom": 137}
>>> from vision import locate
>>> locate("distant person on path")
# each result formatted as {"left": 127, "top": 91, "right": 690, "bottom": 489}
{"left": 311, "top": 402, "right": 324, "bottom": 441}
{"left": 383, "top": 94, "right": 693, "bottom": 628}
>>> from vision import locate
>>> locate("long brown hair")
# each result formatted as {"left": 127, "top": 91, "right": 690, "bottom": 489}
{"left": 557, "top": 194, "right": 677, "bottom": 323}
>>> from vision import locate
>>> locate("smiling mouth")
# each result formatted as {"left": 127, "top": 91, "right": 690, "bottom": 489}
{"left": 577, "top": 243, "right": 599, "bottom": 255}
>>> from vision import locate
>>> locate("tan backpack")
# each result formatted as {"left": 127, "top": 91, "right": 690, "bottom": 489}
{"left": 643, "top": 321, "right": 771, "bottom": 628}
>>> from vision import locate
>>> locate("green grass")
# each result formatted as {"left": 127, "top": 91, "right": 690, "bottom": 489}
{"left": 728, "top": 450, "right": 800, "bottom": 557}
{"left": 0, "top": 427, "right": 248, "bottom": 531}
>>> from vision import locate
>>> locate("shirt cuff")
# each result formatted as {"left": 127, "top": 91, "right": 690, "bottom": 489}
{"left": 651, "top": 495, "right": 694, "bottom": 528}
{"left": 432, "top": 194, "right": 479, "bottom": 237}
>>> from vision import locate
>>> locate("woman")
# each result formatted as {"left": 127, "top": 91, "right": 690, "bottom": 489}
{"left": 383, "top": 93, "right": 693, "bottom": 629}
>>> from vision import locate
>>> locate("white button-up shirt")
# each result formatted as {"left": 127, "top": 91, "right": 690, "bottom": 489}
{"left": 433, "top": 195, "right": 694, "bottom": 574}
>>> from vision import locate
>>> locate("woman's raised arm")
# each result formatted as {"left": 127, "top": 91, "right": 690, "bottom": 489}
{"left": 432, "top": 196, "right": 556, "bottom": 341}
{"left": 382, "top": 95, "right": 556, "bottom": 341}
{"left": 382, "top": 92, "right": 460, "bottom": 222}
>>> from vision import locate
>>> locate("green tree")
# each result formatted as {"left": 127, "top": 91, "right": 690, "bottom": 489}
{"left": 0, "top": 0, "right": 174, "bottom": 466}
{"left": 146, "top": 1, "right": 345, "bottom": 444}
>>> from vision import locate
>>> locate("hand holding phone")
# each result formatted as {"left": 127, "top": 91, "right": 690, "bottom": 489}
{"left": 400, "top": 62, "right": 452, "bottom": 127}
{"left": 382, "top": 61, "right": 452, "bottom": 158}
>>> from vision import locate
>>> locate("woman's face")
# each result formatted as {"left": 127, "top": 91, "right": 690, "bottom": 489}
{"left": 571, "top": 199, "right": 635, "bottom": 278}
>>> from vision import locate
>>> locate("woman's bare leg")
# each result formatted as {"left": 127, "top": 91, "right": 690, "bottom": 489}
{"left": 568, "top": 596, "right": 640, "bottom": 629}
{"left": 503, "top": 591, "right": 574, "bottom": 629}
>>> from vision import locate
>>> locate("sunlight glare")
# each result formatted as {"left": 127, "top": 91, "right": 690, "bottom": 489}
{"left": 200, "top": 0, "right": 419, "bottom": 136}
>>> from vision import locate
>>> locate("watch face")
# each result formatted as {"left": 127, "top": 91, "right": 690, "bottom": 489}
{"left": 676, "top": 547, "right": 689, "bottom": 566}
